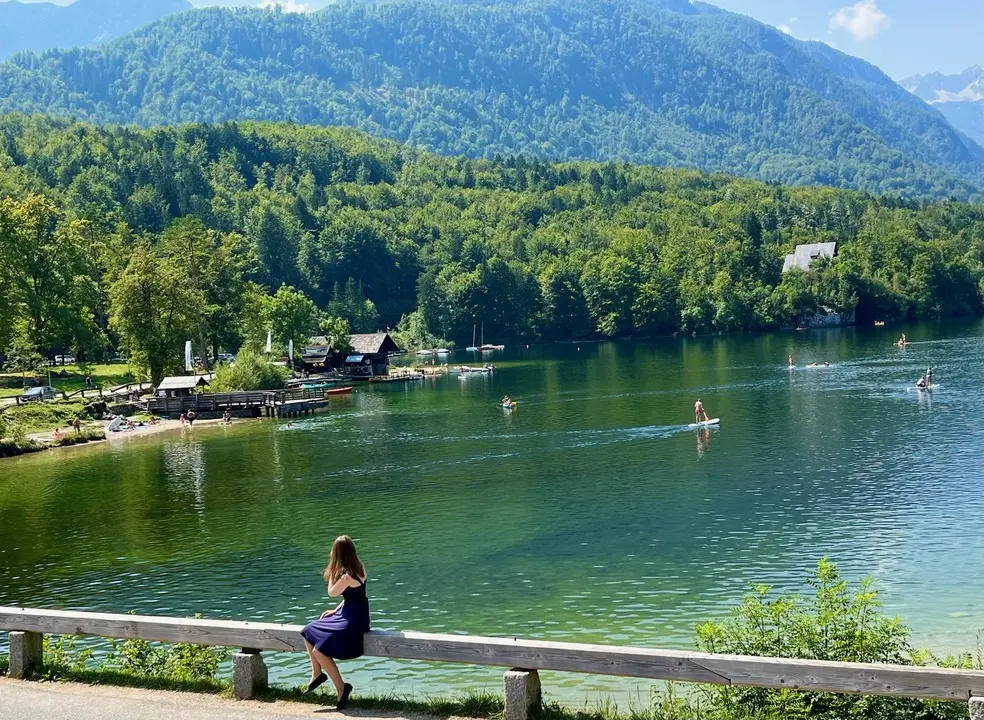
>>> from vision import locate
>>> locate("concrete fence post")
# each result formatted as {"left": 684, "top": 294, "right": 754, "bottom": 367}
{"left": 504, "top": 668, "right": 541, "bottom": 720}
{"left": 970, "top": 696, "right": 984, "bottom": 720}
{"left": 9, "top": 631, "right": 43, "bottom": 679}
{"left": 232, "top": 649, "right": 268, "bottom": 700}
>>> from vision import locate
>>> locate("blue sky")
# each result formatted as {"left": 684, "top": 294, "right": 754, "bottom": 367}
{"left": 13, "top": 0, "right": 982, "bottom": 80}
{"left": 709, "top": 0, "right": 982, "bottom": 79}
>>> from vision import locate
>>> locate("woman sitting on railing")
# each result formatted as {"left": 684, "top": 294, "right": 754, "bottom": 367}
{"left": 301, "top": 535, "right": 370, "bottom": 709}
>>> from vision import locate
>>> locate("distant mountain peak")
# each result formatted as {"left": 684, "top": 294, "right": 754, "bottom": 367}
{"left": 0, "top": 0, "right": 192, "bottom": 60}
{"left": 900, "top": 65, "right": 983, "bottom": 104}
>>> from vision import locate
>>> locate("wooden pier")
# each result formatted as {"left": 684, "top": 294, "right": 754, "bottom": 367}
{"left": 146, "top": 386, "right": 346, "bottom": 418}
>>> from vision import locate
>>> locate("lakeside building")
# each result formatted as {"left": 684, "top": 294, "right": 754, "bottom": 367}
{"left": 155, "top": 375, "right": 211, "bottom": 398}
{"left": 302, "top": 332, "right": 401, "bottom": 377}
{"left": 782, "top": 242, "right": 837, "bottom": 273}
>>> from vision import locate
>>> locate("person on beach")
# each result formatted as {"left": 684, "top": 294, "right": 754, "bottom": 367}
{"left": 694, "top": 398, "right": 709, "bottom": 424}
{"left": 301, "top": 535, "right": 370, "bottom": 709}
{"left": 186, "top": 410, "right": 196, "bottom": 427}
{"left": 179, "top": 413, "right": 185, "bottom": 426}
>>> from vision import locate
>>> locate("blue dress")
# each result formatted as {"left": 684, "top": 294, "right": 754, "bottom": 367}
{"left": 301, "top": 579, "right": 370, "bottom": 660}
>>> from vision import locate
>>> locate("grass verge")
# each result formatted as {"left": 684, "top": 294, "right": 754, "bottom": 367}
{"left": 36, "top": 663, "right": 506, "bottom": 718}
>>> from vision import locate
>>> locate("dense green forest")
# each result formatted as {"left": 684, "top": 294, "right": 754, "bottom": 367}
{"left": 0, "top": 115, "right": 981, "bottom": 381}
{"left": 0, "top": 0, "right": 980, "bottom": 199}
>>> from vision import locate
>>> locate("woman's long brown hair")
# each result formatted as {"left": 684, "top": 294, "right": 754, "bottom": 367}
{"left": 323, "top": 535, "right": 366, "bottom": 585}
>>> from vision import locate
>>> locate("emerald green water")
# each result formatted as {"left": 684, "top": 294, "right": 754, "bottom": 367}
{"left": 1, "top": 321, "right": 982, "bottom": 700}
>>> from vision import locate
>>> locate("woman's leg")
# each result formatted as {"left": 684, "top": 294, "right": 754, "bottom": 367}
{"left": 303, "top": 639, "right": 322, "bottom": 679}
{"left": 312, "top": 649, "right": 344, "bottom": 696}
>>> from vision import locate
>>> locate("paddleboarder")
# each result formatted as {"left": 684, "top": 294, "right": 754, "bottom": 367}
{"left": 694, "top": 398, "right": 709, "bottom": 424}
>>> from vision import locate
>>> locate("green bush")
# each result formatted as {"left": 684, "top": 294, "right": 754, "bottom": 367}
{"left": 0, "top": 652, "right": 9, "bottom": 675}
{"left": 0, "top": 437, "right": 44, "bottom": 457}
{"left": 106, "top": 637, "right": 225, "bottom": 682}
{"left": 210, "top": 349, "right": 288, "bottom": 391}
{"left": 52, "top": 427, "right": 105, "bottom": 447}
{"left": 39, "top": 630, "right": 225, "bottom": 684}
{"left": 679, "top": 559, "right": 972, "bottom": 720}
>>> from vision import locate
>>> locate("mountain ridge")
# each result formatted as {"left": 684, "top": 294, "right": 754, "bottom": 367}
{"left": 900, "top": 66, "right": 982, "bottom": 148}
{"left": 0, "top": 0, "right": 979, "bottom": 199}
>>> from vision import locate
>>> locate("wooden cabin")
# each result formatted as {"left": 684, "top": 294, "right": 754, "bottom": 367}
{"left": 156, "top": 375, "right": 211, "bottom": 398}
{"left": 302, "top": 333, "right": 401, "bottom": 377}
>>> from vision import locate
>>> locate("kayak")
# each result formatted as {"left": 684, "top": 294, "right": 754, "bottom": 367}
{"left": 324, "top": 387, "right": 353, "bottom": 396}
{"left": 688, "top": 418, "right": 720, "bottom": 428}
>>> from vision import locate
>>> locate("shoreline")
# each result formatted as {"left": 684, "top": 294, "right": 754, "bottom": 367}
{"left": 3, "top": 416, "right": 265, "bottom": 461}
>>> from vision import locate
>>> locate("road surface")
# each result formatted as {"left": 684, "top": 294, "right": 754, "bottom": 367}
{"left": 0, "top": 678, "right": 456, "bottom": 720}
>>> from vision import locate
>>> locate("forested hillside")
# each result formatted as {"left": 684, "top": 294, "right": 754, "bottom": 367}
{"left": 1, "top": 115, "right": 980, "bottom": 380}
{"left": 0, "top": 0, "right": 980, "bottom": 199}
{"left": 0, "top": 0, "right": 191, "bottom": 60}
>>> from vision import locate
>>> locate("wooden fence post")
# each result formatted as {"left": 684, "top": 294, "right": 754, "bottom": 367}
{"left": 970, "top": 696, "right": 984, "bottom": 720}
{"left": 9, "top": 630, "right": 43, "bottom": 679}
{"left": 233, "top": 648, "right": 267, "bottom": 700}
{"left": 504, "top": 668, "right": 540, "bottom": 720}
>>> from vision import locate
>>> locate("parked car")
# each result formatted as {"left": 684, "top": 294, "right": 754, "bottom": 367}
{"left": 21, "top": 386, "right": 57, "bottom": 401}
{"left": 217, "top": 352, "right": 236, "bottom": 363}
{"left": 54, "top": 354, "right": 75, "bottom": 365}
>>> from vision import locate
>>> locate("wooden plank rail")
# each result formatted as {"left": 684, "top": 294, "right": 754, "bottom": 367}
{"left": 3, "top": 606, "right": 984, "bottom": 712}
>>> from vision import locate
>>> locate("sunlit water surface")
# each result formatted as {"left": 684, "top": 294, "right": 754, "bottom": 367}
{"left": 0, "top": 321, "right": 981, "bottom": 702}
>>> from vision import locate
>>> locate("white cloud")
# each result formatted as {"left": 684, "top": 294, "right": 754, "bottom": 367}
{"left": 829, "top": 0, "right": 890, "bottom": 41}
{"left": 777, "top": 24, "right": 793, "bottom": 35}
{"left": 259, "top": 0, "right": 312, "bottom": 12}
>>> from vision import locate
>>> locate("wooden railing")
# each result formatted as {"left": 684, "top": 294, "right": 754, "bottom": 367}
{"left": 146, "top": 387, "right": 334, "bottom": 414}
{"left": 2, "top": 607, "right": 983, "bottom": 719}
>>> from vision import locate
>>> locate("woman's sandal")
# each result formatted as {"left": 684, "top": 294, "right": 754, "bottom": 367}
{"left": 303, "top": 672, "right": 328, "bottom": 694}
{"left": 336, "top": 683, "right": 353, "bottom": 710}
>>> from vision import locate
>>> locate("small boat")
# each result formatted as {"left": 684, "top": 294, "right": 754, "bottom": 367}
{"left": 369, "top": 373, "right": 424, "bottom": 384}
{"left": 436, "top": 348, "right": 450, "bottom": 355}
{"left": 418, "top": 349, "right": 435, "bottom": 356}
{"left": 466, "top": 324, "right": 479, "bottom": 352}
{"left": 324, "top": 387, "right": 354, "bottom": 396}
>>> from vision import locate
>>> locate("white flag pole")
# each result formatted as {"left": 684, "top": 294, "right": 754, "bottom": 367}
{"left": 265, "top": 329, "right": 273, "bottom": 354}
{"left": 185, "top": 341, "right": 193, "bottom": 372}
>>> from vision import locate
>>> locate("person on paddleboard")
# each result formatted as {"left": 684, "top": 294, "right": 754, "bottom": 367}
{"left": 788, "top": 355, "right": 793, "bottom": 368}
{"left": 694, "top": 398, "right": 709, "bottom": 424}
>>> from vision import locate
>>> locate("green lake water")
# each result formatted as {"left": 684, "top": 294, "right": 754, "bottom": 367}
{"left": 1, "top": 321, "right": 982, "bottom": 701}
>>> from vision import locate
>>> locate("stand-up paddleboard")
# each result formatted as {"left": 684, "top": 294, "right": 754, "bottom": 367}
{"left": 787, "top": 365, "right": 795, "bottom": 369}
{"left": 688, "top": 418, "right": 720, "bottom": 428}
{"left": 907, "top": 384, "right": 941, "bottom": 392}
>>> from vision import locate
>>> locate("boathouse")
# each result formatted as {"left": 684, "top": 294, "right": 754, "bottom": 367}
{"left": 156, "top": 375, "right": 211, "bottom": 398}
{"left": 345, "top": 332, "right": 401, "bottom": 377}
{"left": 782, "top": 242, "right": 837, "bottom": 273}
{"left": 302, "top": 333, "right": 401, "bottom": 377}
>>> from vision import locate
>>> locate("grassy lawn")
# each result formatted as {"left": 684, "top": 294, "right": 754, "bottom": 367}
{"left": 0, "top": 363, "right": 137, "bottom": 396}
{"left": 1, "top": 399, "right": 89, "bottom": 433}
